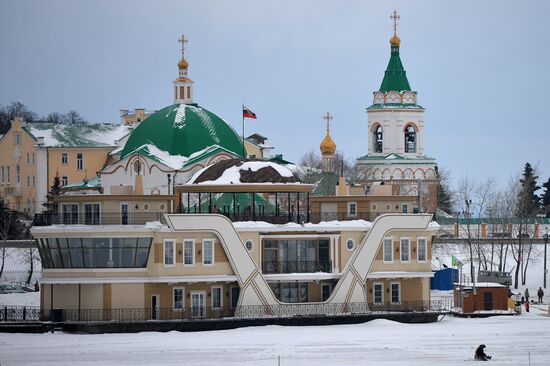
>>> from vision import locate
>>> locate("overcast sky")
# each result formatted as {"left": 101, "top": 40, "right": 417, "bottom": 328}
{"left": 1, "top": 0, "right": 549, "bottom": 190}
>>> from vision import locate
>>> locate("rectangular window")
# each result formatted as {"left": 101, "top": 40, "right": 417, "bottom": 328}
{"left": 203, "top": 239, "right": 214, "bottom": 265}
{"left": 173, "top": 288, "right": 184, "bottom": 310}
{"left": 400, "top": 238, "right": 410, "bottom": 262}
{"left": 62, "top": 203, "right": 79, "bottom": 224}
{"left": 184, "top": 240, "right": 194, "bottom": 265}
{"left": 14, "top": 133, "right": 20, "bottom": 145}
{"left": 374, "top": 283, "right": 383, "bottom": 304}
{"left": 383, "top": 237, "right": 393, "bottom": 263}
{"left": 347, "top": 202, "right": 357, "bottom": 217}
{"left": 76, "top": 153, "right": 83, "bottom": 171}
{"left": 402, "top": 204, "right": 408, "bottom": 213}
{"left": 61, "top": 153, "right": 68, "bottom": 165}
{"left": 61, "top": 176, "right": 68, "bottom": 186}
{"left": 32, "top": 153, "right": 35, "bottom": 165}
{"left": 120, "top": 203, "right": 129, "bottom": 225}
{"left": 6, "top": 166, "right": 10, "bottom": 184}
{"left": 417, "top": 237, "right": 427, "bottom": 262}
{"left": 16, "top": 165, "right": 20, "bottom": 184}
{"left": 164, "top": 240, "right": 175, "bottom": 266}
{"left": 26, "top": 153, "right": 30, "bottom": 165}
{"left": 179, "top": 86, "right": 185, "bottom": 99}
{"left": 84, "top": 203, "right": 100, "bottom": 225}
{"left": 32, "top": 176, "right": 35, "bottom": 187}
{"left": 212, "top": 286, "right": 222, "bottom": 309}
{"left": 26, "top": 176, "right": 30, "bottom": 188}
{"left": 1, "top": 166, "right": 4, "bottom": 184}
{"left": 187, "top": 86, "right": 191, "bottom": 99}
{"left": 391, "top": 283, "right": 400, "bottom": 304}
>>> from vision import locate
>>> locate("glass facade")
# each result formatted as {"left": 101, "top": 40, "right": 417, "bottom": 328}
{"left": 37, "top": 237, "right": 152, "bottom": 268}
{"left": 270, "top": 282, "right": 308, "bottom": 303}
{"left": 263, "top": 239, "right": 330, "bottom": 273}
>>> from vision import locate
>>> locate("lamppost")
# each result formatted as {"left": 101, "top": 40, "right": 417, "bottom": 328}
{"left": 544, "top": 232, "right": 548, "bottom": 289}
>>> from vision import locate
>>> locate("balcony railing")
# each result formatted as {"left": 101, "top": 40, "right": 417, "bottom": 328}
{"left": 262, "top": 260, "right": 332, "bottom": 274}
{"left": 33, "top": 212, "right": 167, "bottom": 226}
{"left": 0, "top": 300, "right": 451, "bottom": 323}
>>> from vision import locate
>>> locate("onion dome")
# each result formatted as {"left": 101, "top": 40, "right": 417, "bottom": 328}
{"left": 320, "top": 130, "right": 336, "bottom": 156}
{"left": 390, "top": 32, "right": 401, "bottom": 47}
{"left": 178, "top": 57, "right": 189, "bottom": 69}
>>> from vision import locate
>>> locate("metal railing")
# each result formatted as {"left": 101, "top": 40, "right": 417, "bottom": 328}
{"left": 33, "top": 212, "right": 167, "bottom": 226}
{"left": 262, "top": 260, "right": 332, "bottom": 274}
{"left": 0, "top": 300, "right": 451, "bottom": 323}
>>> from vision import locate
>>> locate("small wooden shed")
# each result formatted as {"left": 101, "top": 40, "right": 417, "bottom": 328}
{"left": 454, "top": 282, "right": 509, "bottom": 314}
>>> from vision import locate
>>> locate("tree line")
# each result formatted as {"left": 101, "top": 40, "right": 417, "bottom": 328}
{"left": 0, "top": 101, "right": 87, "bottom": 134}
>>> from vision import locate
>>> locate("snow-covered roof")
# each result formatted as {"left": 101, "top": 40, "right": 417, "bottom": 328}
{"left": 188, "top": 159, "right": 301, "bottom": 185}
{"left": 233, "top": 219, "right": 372, "bottom": 232}
{"left": 25, "top": 122, "right": 132, "bottom": 147}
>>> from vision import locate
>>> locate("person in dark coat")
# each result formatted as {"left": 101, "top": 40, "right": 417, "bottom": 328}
{"left": 475, "top": 344, "right": 491, "bottom": 361}
{"left": 537, "top": 287, "right": 544, "bottom": 304}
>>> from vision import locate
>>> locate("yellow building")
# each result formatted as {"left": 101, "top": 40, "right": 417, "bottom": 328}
{"left": 0, "top": 117, "right": 132, "bottom": 213}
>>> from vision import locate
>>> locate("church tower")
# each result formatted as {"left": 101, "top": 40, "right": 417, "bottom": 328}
{"left": 320, "top": 111, "right": 336, "bottom": 173}
{"left": 357, "top": 12, "right": 437, "bottom": 212}
{"left": 173, "top": 34, "right": 194, "bottom": 104}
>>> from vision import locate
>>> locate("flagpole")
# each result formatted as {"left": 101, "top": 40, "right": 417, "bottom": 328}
{"left": 242, "top": 103, "right": 245, "bottom": 158}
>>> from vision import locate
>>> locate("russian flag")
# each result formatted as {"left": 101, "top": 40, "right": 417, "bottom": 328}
{"left": 243, "top": 106, "right": 257, "bottom": 119}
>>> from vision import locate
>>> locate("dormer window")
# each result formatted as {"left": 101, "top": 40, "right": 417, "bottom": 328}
{"left": 404, "top": 125, "right": 416, "bottom": 153}
{"left": 374, "top": 126, "right": 383, "bottom": 153}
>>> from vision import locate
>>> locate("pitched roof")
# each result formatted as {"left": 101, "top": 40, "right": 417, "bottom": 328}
{"left": 379, "top": 44, "right": 412, "bottom": 93}
{"left": 24, "top": 122, "right": 131, "bottom": 147}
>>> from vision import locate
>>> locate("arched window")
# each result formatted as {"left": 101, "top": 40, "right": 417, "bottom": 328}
{"left": 404, "top": 125, "right": 416, "bottom": 153}
{"left": 374, "top": 126, "right": 383, "bottom": 153}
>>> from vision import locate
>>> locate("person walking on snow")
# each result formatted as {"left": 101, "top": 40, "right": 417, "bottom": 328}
{"left": 537, "top": 287, "right": 544, "bottom": 304}
{"left": 524, "top": 288, "right": 530, "bottom": 302}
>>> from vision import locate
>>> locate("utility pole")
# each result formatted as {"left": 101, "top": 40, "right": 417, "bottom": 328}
{"left": 544, "top": 232, "right": 548, "bottom": 289}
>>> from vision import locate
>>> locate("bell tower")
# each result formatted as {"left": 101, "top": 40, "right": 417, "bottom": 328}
{"left": 173, "top": 34, "right": 194, "bottom": 104}
{"left": 320, "top": 111, "right": 336, "bottom": 173}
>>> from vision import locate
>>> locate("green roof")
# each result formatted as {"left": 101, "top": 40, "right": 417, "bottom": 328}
{"left": 357, "top": 153, "right": 436, "bottom": 162}
{"left": 379, "top": 45, "right": 412, "bottom": 93}
{"left": 367, "top": 103, "right": 424, "bottom": 111}
{"left": 121, "top": 103, "right": 244, "bottom": 160}
{"left": 269, "top": 154, "right": 294, "bottom": 165}
{"left": 62, "top": 176, "right": 101, "bottom": 190}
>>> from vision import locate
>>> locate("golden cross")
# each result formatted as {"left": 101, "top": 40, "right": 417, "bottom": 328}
{"left": 323, "top": 111, "right": 333, "bottom": 131}
{"left": 390, "top": 10, "right": 400, "bottom": 34}
{"left": 178, "top": 34, "right": 188, "bottom": 58}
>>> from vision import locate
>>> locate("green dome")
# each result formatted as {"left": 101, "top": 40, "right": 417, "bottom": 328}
{"left": 121, "top": 103, "right": 244, "bottom": 159}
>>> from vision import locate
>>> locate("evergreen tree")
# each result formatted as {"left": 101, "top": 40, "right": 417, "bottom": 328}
{"left": 435, "top": 165, "right": 453, "bottom": 213}
{"left": 541, "top": 177, "right": 550, "bottom": 217}
{"left": 517, "top": 162, "right": 540, "bottom": 216}
{"left": 42, "top": 174, "right": 61, "bottom": 214}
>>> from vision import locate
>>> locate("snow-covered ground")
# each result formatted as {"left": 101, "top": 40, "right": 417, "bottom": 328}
{"left": 0, "top": 311, "right": 549, "bottom": 366}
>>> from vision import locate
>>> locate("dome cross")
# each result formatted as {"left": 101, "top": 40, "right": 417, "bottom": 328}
{"left": 323, "top": 111, "right": 334, "bottom": 131}
{"left": 390, "top": 10, "right": 400, "bottom": 34}
{"left": 178, "top": 34, "right": 188, "bottom": 60}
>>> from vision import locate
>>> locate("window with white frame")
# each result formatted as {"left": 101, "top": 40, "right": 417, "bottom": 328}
{"left": 14, "top": 132, "right": 20, "bottom": 145}
{"left": 61, "top": 176, "right": 68, "bottom": 186}
{"left": 31, "top": 153, "right": 35, "bottom": 164}
{"left": 26, "top": 176, "right": 30, "bottom": 188}
{"left": 373, "top": 283, "right": 383, "bottom": 304}
{"left": 402, "top": 203, "right": 408, "bottom": 213}
{"left": 32, "top": 176, "right": 35, "bottom": 187}
{"left": 6, "top": 166, "right": 10, "bottom": 183}
{"left": 245, "top": 240, "right": 253, "bottom": 252}
{"left": 173, "top": 288, "right": 184, "bottom": 310}
{"left": 383, "top": 237, "right": 393, "bottom": 263}
{"left": 212, "top": 286, "right": 222, "bottom": 309}
{"left": 347, "top": 202, "right": 357, "bottom": 217}
{"left": 26, "top": 153, "right": 30, "bottom": 165}
{"left": 164, "top": 240, "right": 175, "bottom": 266}
{"left": 15, "top": 164, "right": 20, "bottom": 184}
{"left": 400, "top": 238, "right": 410, "bottom": 262}
{"left": 346, "top": 239, "right": 355, "bottom": 251}
{"left": 417, "top": 237, "right": 427, "bottom": 262}
{"left": 76, "top": 153, "right": 83, "bottom": 171}
{"left": 391, "top": 283, "right": 400, "bottom": 304}
{"left": 1, "top": 166, "right": 5, "bottom": 184}
{"left": 61, "top": 153, "right": 68, "bottom": 165}
{"left": 184, "top": 240, "right": 194, "bottom": 265}
{"left": 203, "top": 239, "right": 214, "bottom": 265}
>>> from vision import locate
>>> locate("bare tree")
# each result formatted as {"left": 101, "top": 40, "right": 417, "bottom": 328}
{"left": 19, "top": 246, "right": 41, "bottom": 285}
{"left": 454, "top": 176, "right": 478, "bottom": 288}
